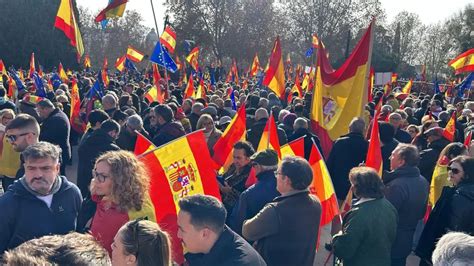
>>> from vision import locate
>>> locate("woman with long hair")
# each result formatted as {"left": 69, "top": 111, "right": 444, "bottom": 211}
{"left": 429, "top": 143, "right": 468, "bottom": 208}
{"left": 112, "top": 219, "right": 172, "bottom": 266}
{"left": 416, "top": 155, "right": 474, "bottom": 265}
{"left": 78, "top": 150, "right": 156, "bottom": 255}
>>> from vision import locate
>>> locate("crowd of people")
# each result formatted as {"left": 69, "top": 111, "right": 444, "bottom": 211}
{"left": 0, "top": 66, "right": 473, "bottom": 266}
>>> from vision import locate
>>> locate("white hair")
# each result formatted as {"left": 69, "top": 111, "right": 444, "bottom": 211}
{"left": 432, "top": 232, "right": 474, "bottom": 266}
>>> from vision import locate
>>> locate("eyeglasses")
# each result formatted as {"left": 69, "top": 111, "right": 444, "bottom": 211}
{"left": 92, "top": 170, "right": 110, "bottom": 183}
{"left": 447, "top": 166, "right": 462, "bottom": 175}
{"left": 5, "top": 132, "right": 34, "bottom": 142}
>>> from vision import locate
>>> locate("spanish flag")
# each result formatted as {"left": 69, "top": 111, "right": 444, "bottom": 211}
{"left": 58, "top": 63, "right": 68, "bottom": 83}
{"left": 429, "top": 156, "right": 451, "bottom": 209}
{"left": 102, "top": 57, "right": 109, "bottom": 87}
{"left": 257, "top": 113, "right": 282, "bottom": 158}
{"left": 195, "top": 77, "right": 206, "bottom": 99}
{"left": 391, "top": 73, "right": 398, "bottom": 84}
{"left": 135, "top": 131, "right": 221, "bottom": 264}
{"left": 54, "top": 0, "right": 84, "bottom": 58}
{"left": 115, "top": 55, "right": 126, "bottom": 72}
{"left": 281, "top": 136, "right": 305, "bottom": 158}
{"left": 308, "top": 142, "right": 339, "bottom": 226}
{"left": 186, "top": 47, "right": 200, "bottom": 71}
{"left": 95, "top": 0, "right": 128, "bottom": 24}
{"left": 250, "top": 53, "right": 260, "bottom": 77}
{"left": 312, "top": 34, "right": 320, "bottom": 49}
{"left": 465, "top": 131, "right": 472, "bottom": 148}
{"left": 368, "top": 67, "right": 374, "bottom": 102}
{"left": 29, "top": 53, "right": 35, "bottom": 78}
{"left": 183, "top": 75, "right": 195, "bottom": 99}
{"left": 311, "top": 21, "right": 374, "bottom": 157}
{"left": 366, "top": 99, "right": 383, "bottom": 175}
{"left": 160, "top": 26, "right": 177, "bottom": 54}
{"left": 212, "top": 105, "right": 247, "bottom": 170}
{"left": 0, "top": 60, "right": 6, "bottom": 76}
{"left": 84, "top": 54, "right": 92, "bottom": 68}
{"left": 288, "top": 71, "right": 303, "bottom": 103}
{"left": 442, "top": 112, "right": 456, "bottom": 142}
{"left": 449, "top": 48, "right": 474, "bottom": 74}
{"left": 402, "top": 79, "right": 413, "bottom": 94}
{"left": 70, "top": 80, "right": 85, "bottom": 133}
{"left": 126, "top": 46, "right": 145, "bottom": 62}
{"left": 263, "top": 36, "right": 285, "bottom": 99}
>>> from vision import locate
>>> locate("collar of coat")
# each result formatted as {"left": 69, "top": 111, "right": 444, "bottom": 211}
{"left": 383, "top": 166, "right": 421, "bottom": 184}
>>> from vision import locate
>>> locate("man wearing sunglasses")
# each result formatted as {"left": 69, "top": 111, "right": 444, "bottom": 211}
{"left": 4, "top": 114, "right": 40, "bottom": 189}
{"left": 0, "top": 142, "right": 82, "bottom": 255}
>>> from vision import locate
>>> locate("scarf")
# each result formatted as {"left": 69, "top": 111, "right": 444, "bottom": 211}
{"left": 20, "top": 175, "right": 62, "bottom": 197}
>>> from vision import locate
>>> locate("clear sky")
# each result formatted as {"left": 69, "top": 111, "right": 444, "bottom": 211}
{"left": 78, "top": 0, "right": 471, "bottom": 30}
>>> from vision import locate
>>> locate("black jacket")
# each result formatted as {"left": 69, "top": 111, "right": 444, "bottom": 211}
{"left": 77, "top": 129, "right": 120, "bottom": 198}
{"left": 0, "top": 176, "right": 82, "bottom": 253}
{"left": 184, "top": 225, "right": 266, "bottom": 266}
{"left": 383, "top": 166, "right": 429, "bottom": 259}
{"left": 449, "top": 182, "right": 474, "bottom": 234}
{"left": 394, "top": 129, "right": 412, "bottom": 144}
{"left": 247, "top": 118, "right": 287, "bottom": 150}
{"left": 39, "top": 108, "right": 71, "bottom": 164}
{"left": 152, "top": 121, "right": 185, "bottom": 147}
{"left": 419, "top": 138, "right": 450, "bottom": 183}
{"left": 327, "top": 133, "right": 368, "bottom": 199}
{"left": 0, "top": 99, "right": 15, "bottom": 111}
{"left": 381, "top": 139, "right": 399, "bottom": 172}
{"left": 116, "top": 127, "right": 150, "bottom": 152}
{"left": 188, "top": 112, "right": 200, "bottom": 131}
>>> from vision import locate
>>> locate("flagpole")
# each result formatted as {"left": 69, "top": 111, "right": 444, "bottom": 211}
{"left": 149, "top": 0, "right": 170, "bottom": 95}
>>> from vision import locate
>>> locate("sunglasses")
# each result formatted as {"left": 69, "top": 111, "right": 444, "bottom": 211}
{"left": 447, "top": 166, "right": 462, "bottom": 175}
{"left": 6, "top": 132, "right": 34, "bottom": 142}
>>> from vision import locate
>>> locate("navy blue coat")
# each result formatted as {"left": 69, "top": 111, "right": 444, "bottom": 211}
{"left": 39, "top": 108, "right": 71, "bottom": 164}
{"left": 0, "top": 176, "right": 82, "bottom": 253}
{"left": 229, "top": 170, "right": 280, "bottom": 235}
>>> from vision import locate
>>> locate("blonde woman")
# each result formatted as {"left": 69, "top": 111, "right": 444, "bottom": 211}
{"left": 196, "top": 114, "right": 222, "bottom": 156}
{"left": 77, "top": 150, "right": 156, "bottom": 256}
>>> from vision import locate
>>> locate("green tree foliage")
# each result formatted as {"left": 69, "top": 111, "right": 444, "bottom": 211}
{"left": 0, "top": 0, "right": 80, "bottom": 70}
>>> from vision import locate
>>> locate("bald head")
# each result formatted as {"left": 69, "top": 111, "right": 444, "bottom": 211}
{"left": 255, "top": 108, "right": 269, "bottom": 121}
{"left": 293, "top": 117, "right": 308, "bottom": 131}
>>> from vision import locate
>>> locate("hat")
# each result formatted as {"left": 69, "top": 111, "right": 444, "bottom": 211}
{"left": 218, "top": 116, "right": 232, "bottom": 126}
{"left": 250, "top": 149, "right": 278, "bottom": 166}
{"left": 424, "top": 127, "right": 443, "bottom": 137}
{"left": 202, "top": 106, "right": 217, "bottom": 117}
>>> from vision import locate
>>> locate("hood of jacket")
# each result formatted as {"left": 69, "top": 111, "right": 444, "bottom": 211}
{"left": 8, "top": 175, "right": 74, "bottom": 200}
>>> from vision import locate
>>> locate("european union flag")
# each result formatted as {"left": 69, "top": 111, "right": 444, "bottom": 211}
{"left": 124, "top": 58, "right": 137, "bottom": 71}
{"left": 457, "top": 72, "right": 474, "bottom": 98}
{"left": 433, "top": 80, "right": 440, "bottom": 94}
{"left": 230, "top": 89, "right": 237, "bottom": 110}
{"left": 32, "top": 73, "right": 46, "bottom": 97}
{"left": 51, "top": 73, "right": 62, "bottom": 90}
{"left": 87, "top": 71, "right": 105, "bottom": 99}
{"left": 150, "top": 42, "right": 178, "bottom": 73}
{"left": 305, "top": 47, "right": 314, "bottom": 58}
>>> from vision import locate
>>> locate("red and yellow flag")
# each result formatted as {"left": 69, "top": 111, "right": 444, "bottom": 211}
{"left": 212, "top": 105, "right": 247, "bottom": 170}
{"left": 263, "top": 36, "right": 285, "bottom": 99}
{"left": 368, "top": 67, "right": 374, "bottom": 102}
{"left": 448, "top": 48, "right": 474, "bottom": 75}
{"left": 402, "top": 79, "right": 413, "bottom": 94}
{"left": 391, "top": 73, "right": 398, "bottom": 84}
{"left": 257, "top": 113, "right": 282, "bottom": 158}
{"left": 115, "top": 55, "right": 126, "bottom": 72}
{"left": 126, "top": 46, "right": 145, "bottom": 62}
{"left": 84, "top": 54, "right": 91, "bottom": 68}
{"left": 195, "top": 77, "right": 206, "bottom": 99}
{"left": 95, "top": 0, "right": 128, "bottom": 23}
{"left": 288, "top": 72, "right": 303, "bottom": 103}
{"left": 160, "top": 26, "right": 177, "bottom": 54}
{"left": 102, "top": 58, "right": 109, "bottom": 87}
{"left": 183, "top": 75, "right": 195, "bottom": 99}
{"left": 312, "top": 34, "right": 320, "bottom": 49}
{"left": 58, "top": 63, "right": 68, "bottom": 83}
{"left": 135, "top": 131, "right": 221, "bottom": 264}
{"left": 280, "top": 136, "right": 305, "bottom": 159}
{"left": 465, "top": 131, "right": 472, "bottom": 149}
{"left": 442, "top": 112, "right": 456, "bottom": 142}
{"left": 29, "top": 53, "right": 35, "bottom": 78}
{"left": 310, "top": 21, "right": 374, "bottom": 157}
{"left": 70, "top": 80, "right": 85, "bottom": 133}
{"left": 54, "top": 0, "right": 84, "bottom": 58}
{"left": 366, "top": 100, "right": 383, "bottom": 175}
{"left": 0, "top": 60, "right": 6, "bottom": 77}
{"left": 308, "top": 143, "right": 339, "bottom": 226}
{"left": 186, "top": 47, "right": 199, "bottom": 71}
{"left": 250, "top": 53, "right": 260, "bottom": 77}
